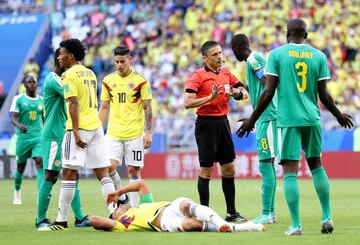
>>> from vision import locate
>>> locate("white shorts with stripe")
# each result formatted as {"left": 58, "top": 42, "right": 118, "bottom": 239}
{"left": 160, "top": 197, "right": 190, "bottom": 232}
{"left": 62, "top": 128, "right": 110, "bottom": 170}
{"left": 105, "top": 135, "right": 144, "bottom": 168}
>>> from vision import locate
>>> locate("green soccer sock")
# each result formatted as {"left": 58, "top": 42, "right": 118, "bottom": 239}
{"left": 71, "top": 178, "right": 84, "bottom": 220}
{"left": 36, "top": 168, "right": 44, "bottom": 191}
{"left": 14, "top": 170, "right": 24, "bottom": 191}
{"left": 284, "top": 173, "right": 301, "bottom": 228}
{"left": 311, "top": 166, "right": 332, "bottom": 222}
{"left": 259, "top": 162, "right": 275, "bottom": 215}
{"left": 271, "top": 163, "right": 277, "bottom": 214}
{"left": 36, "top": 180, "right": 54, "bottom": 223}
{"left": 140, "top": 193, "right": 154, "bottom": 204}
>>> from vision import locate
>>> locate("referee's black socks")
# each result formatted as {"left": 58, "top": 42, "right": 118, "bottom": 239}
{"left": 222, "top": 177, "right": 236, "bottom": 215}
{"left": 197, "top": 176, "right": 210, "bottom": 206}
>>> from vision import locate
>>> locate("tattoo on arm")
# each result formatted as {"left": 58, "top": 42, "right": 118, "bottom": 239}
{"left": 143, "top": 100, "right": 152, "bottom": 131}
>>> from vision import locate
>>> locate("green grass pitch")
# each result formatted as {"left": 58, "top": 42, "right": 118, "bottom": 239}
{"left": 0, "top": 179, "right": 359, "bottom": 245}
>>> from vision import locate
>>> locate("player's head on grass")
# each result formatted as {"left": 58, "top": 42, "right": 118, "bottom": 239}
{"left": 287, "top": 18, "right": 308, "bottom": 44}
{"left": 231, "top": 33, "right": 252, "bottom": 62}
{"left": 114, "top": 45, "right": 132, "bottom": 77}
{"left": 58, "top": 38, "right": 86, "bottom": 69}
{"left": 53, "top": 48, "right": 65, "bottom": 76}
{"left": 23, "top": 75, "right": 37, "bottom": 97}
{"left": 201, "top": 40, "right": 222, "bottom": 71}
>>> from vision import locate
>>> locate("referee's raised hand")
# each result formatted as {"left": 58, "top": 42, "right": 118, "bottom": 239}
{"left": 210, "top": 83, "right": 223, "bottom": 100}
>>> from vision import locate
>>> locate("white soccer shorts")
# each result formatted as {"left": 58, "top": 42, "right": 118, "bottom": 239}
{"left": 160, "top": 197, "right": 191, "bottom": 232}
{"left": 105, "top": 135, "right": 144, "bottom": 168}
{"left": 62, "top": 128, "right": 110, "bottom": 170}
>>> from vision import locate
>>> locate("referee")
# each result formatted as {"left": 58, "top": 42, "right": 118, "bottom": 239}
{"left": 184, "top": 40, "right": 249, "bottom": 222}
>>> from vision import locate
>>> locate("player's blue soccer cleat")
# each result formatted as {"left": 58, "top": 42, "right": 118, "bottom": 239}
{"left": 35, "top": 218, "right": 51, "bottom": 229}
{"left": 284, "top": 226, "right": 303, "bottom": 235}
{"left": 321, "top": 219, "right": 334, "bottom": 234}
{"left": 252, "top": 214, "right": 275, "bottom": 224}
{"left": 75, "top": 215, "right": 91, "bottom": 228}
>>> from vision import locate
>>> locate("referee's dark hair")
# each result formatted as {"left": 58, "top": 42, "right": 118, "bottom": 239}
{"left": 114, "top": 46, "right": 130, "bottom": 56}
{"left": 59, "top": 38, "right": 86, "bottom": 61}
{"left": 201, "top": 41, "right": 219, "bottom": 56}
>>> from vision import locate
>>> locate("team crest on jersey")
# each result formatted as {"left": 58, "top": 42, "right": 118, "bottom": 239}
{"left": 119, "top": 215, "right": 135, "bottom": 229}
{"left": 128, "top": 82, "right": 135, "bottom": 90}
{"left": 54, "top": 160, "right": 61, "bottom": 167}
{"left": 38, "top": 105, "right": 43, "bottom": 110}
{"left": 112, "top": 83, "right": 117, "bottom": 88}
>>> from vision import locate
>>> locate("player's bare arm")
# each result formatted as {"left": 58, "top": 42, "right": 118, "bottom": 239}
{"left": 98, "top": 100, "right": 110, "bottom": 126}
{"left": 184, "top": 84, "right": 222, "bottom": 109}
{"left": 142, "top": 99, "right": 152, "bottom": 149}
{"left": 107, "top": 179, "right": 151, "bottom": 206}
{"left": 68, "top": 96, "right": 87, "bottom": 148}
{"left": 318, "top": 79, "right": 353, "bottom": 129}
{"left": 237, "top": 75, "right": 278, "bottom": 138}
{"left": 11, "top": 112, "right": 27, "bottom": 133}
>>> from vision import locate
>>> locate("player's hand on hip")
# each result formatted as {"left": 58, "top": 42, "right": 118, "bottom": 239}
{"left": 337, "top": 113, "right": 354, "bottom": 129}
{"left": 143, "top": 131, "right": 152, "bottom": 149}
{"left": 236, "top": 118, "right": 255, "bottom": 138}
{"left": 74, "top": 131, "right": 88, "bottom": 149}
{"left": 210, "top": 83, "right": 223, "bottom": 100}
{"left": 19, "top": 125, "right": 27, "bottom": 133}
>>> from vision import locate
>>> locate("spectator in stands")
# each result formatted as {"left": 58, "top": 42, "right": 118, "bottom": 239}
{"left": 24, "top": 58, "right": 39, "bottom": 80}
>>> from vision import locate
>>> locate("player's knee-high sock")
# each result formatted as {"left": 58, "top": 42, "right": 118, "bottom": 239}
{"left": 36, "top": 168, "right": 44, "bottom": 191}
{"left": 36, "top": 180, "right": 53, "bottom": 223}
{"left": 259, "top": 162, "right": 275, "bottom": 215}
{"left": 311, "top": 166, "right": 331, "bottom": 222}
{"left": 14, "top": 170, "right": 23, "bottom": 191}
{"left": 56, "top": 180, "right": 76, "bottom": 222}
{"left": 109, "top": 170, "right": 121, "bottom": 189}
{"left": 100, "top": 177, "right": 116, "bottom": 214}
{"left": 71, "top": 178, "right": 84, "bottom": 220}
{"left": 271, "top": 164, "right": 277, "bottom": 215}
{"left": 189, "top": 203, "right": 227, "bottom": 227}
{"left": 202, "top": 221, "right": 218, "bottom": 231}
{"left": 110, "top": 170, "right": 126, "bottom": 201}
{"left": 222, "top": 177, "right": 236, "bottom": 215}
{"left": 128, "top": 176, "right": 140, "bottom": 207}
{"left": 284, "top": 173, "right": 301, "bottom": 228}
{"left": 197, "top": 176, "right": 210, "bottom": 206}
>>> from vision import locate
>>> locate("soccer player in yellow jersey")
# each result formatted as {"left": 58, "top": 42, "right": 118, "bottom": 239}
{"left": 40, "top": 39, "right": 116, "bottom": 231}
{"left": 89, "top": 180, "right": 265, "bottom": 233}
{"left": 99, "top": 46, "right": 152, "bottom": 208}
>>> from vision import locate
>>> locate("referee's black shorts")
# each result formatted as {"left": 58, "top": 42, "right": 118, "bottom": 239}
{"left": 195, "top": 115, "right": 236, "bottom": 167}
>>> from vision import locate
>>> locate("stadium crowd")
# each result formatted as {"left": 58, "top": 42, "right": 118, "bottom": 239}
{"left": 2, "top": 0, "right": 360, "bottom": 130}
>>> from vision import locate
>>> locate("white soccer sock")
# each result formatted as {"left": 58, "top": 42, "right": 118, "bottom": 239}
{"left": 128, "top": 176, "right": 140, "bottom": 207}
{"left": 56, "top": 180, "right": 76, "bottom": 222}
{"left": 100, "top": 177, "right": 116, "bottom": 214}
{"left": 189, "top": 203, "right": 227, "bottom": 227}
{"left": 109, "top": 170, "right": 126, "bottom": 201}
{"left": 231, "top": 222, "right": 265, "bottom": 232}
{"left": 202, "top": 221, "right": 218, "bottom": 232}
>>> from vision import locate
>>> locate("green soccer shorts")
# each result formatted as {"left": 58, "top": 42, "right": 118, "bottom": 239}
{"left": 278, "top": 125, "right": 322, "bottom": 163}
{"left": 256, "top": 120, "right": 279, "bottom": 161}
{"left": 42, "top": 139, "right": 62, "bottom": 171}
{"left": 16, "top": 137, "right": 42, "bottom": 164}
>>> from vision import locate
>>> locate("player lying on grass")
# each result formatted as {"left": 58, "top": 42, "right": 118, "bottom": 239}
{"left": 89, "top": 180, "right": 265, "bottom": 233}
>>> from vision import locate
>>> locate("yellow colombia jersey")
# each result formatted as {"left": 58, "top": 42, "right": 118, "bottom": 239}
{"left": 62, "top": 64, "right": 102, "bottom": 130}
{"left": 101, "top": 71, "right": 152, "bottom": 140}
{"left": 113, "top": 201, "right": 170, "bottom": 232}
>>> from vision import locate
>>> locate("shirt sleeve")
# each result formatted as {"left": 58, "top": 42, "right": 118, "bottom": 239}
{"left": 9, "top": 96, "right": 20, "bottom": 113}
{"left": 186, "top": 72, "right": 201, "bottom": 93}
{"left": 318, "top": 54, "right": 331, "bottom": 81}
{"left": 62, "top": 72, "right": 77, "bottom": 99}
{"left": 141, "top": 80, "right": 152, "bottom": 100}
{"left": 101, "top": 79, "right": 111, "bottom": 101}
{"left": 229, "top": 72, "right": 241, "bottom": 87}
{"left": 265, "top": 50, "right": 279, "bottom": 77}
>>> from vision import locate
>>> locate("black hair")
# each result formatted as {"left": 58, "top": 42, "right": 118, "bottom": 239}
{"left": 287, "top": 18, "right": 307, "bottom": 38}
{"left": 54, "top": 48, "right": 60, "bottom": 67}
{"left": 201, "top": 41, "right": 219, "bottom": 56}
{"left": 231, "top": 34, "right": 250, "bottom": 48}
{"left": 22, "top": 74, "right": 36, "bottom": 83}
{"left": 59, "top": 38, "right": 86, "bottom": 61}
{"left": 114, "top": 46, "right": 130, "bottom": 56}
